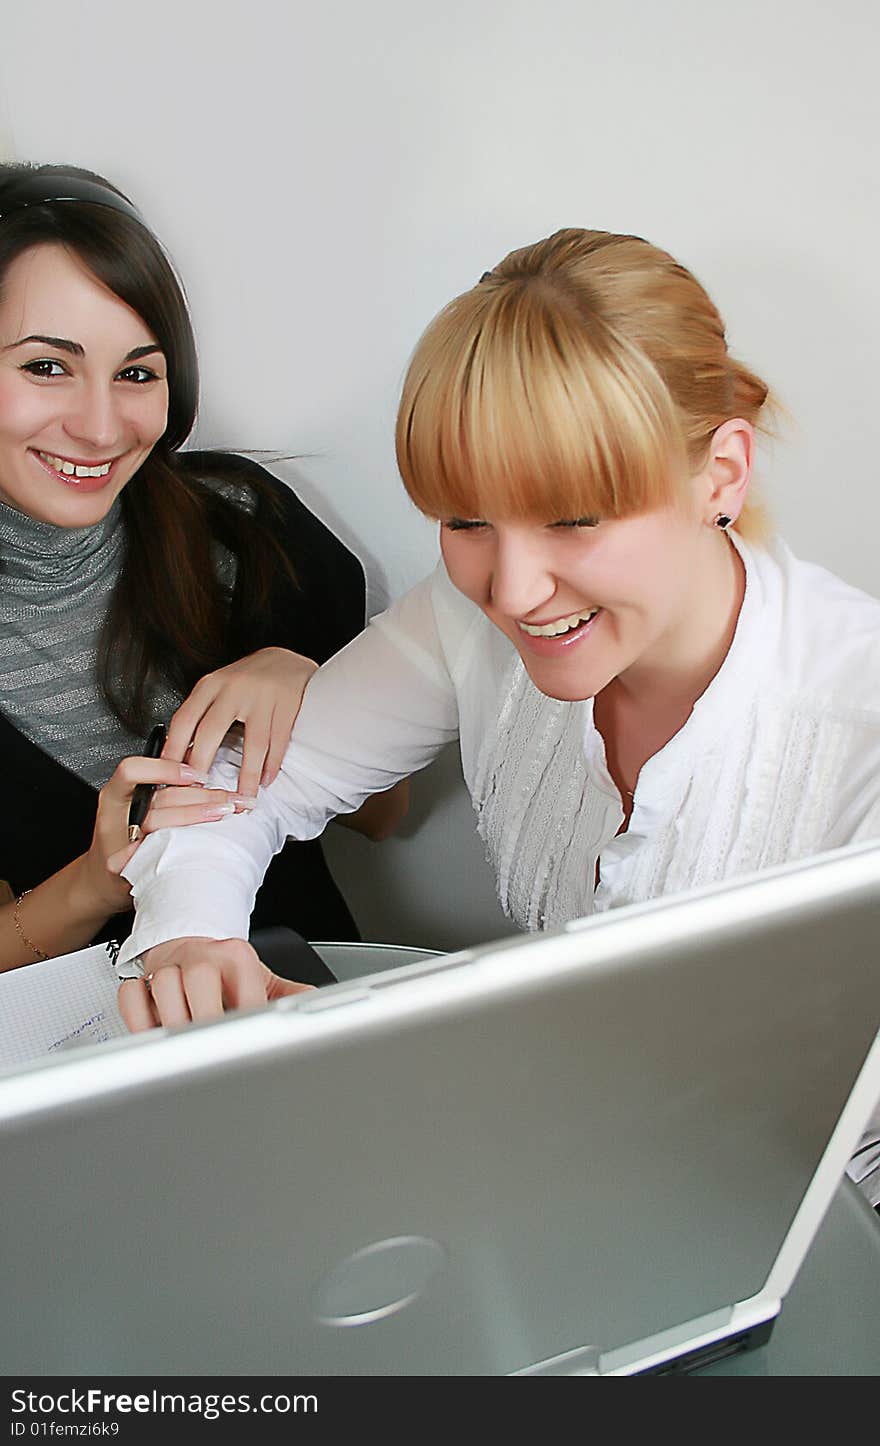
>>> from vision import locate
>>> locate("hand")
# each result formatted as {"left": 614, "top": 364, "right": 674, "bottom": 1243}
{"left": 84, "top": 757, "right": 255, "bottom": 916}
{"left": 117, "top": 936, "right": 311, "bottom": 1032}
{"left": 163, "top": 647, "right": 319, "bottom": 798}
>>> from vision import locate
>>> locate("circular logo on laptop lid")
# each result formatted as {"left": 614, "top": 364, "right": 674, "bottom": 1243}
{"left": 312, "top": 1235, "right": 447, "bottom": 1327}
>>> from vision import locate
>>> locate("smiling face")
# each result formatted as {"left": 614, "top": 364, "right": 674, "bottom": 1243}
{"left": 0, "top": 242, "right": 169, "bottom": 527}
{"left": 439, "top": 489, "right": 732, "bottom": 702}
{"left": 401, "top": 230, "right": 763, "bottom": 704}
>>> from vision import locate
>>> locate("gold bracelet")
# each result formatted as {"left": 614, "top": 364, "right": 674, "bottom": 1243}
{"left": 13, "top": 889, "right": 50, "bottom": 962}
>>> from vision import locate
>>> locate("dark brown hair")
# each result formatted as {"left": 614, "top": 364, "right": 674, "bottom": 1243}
{"left": 0, "top": 163, "right": 296, "bottom": 732}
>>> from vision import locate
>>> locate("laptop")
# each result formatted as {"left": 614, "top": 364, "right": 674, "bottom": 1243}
{"left": 0, "top": 841, "right": 878, "bottom": 1376}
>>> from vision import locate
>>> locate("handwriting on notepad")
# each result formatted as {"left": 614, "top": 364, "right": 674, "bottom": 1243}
{"left": 50, "top": 1009, "right": 119, "bottom": 1053}
{"left": 0, "top": 942, "right": 127, "bottom": 1070}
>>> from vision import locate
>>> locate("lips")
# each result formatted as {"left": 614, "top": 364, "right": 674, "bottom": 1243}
{"left": 31, "top": 448, "right": 118, "bottom": 492}
{"left": 518, "top": 607, "right": 600, "bottom": 638}
{"left": 514, "top": 607, "right": 603, "bottom": 657}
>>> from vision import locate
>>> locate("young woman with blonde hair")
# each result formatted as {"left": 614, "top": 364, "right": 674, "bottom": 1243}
{"left": 119, "top": 227, "right": 880, "bottom": 1029}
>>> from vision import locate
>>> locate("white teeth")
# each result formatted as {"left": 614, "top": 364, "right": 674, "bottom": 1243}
{"left": 38, "top": 453, "right": 112, "bottom": 478}
{"left": 518, "top": 609, "right": 599, "bottom": 638}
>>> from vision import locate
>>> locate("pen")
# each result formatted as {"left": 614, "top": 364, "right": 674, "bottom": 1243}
{"left": 127, "top": 722, "right": 168, "bottom": 843}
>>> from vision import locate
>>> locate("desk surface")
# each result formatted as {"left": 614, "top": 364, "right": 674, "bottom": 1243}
{"left": 699, "top": 1179, "right": 880, "bottom": 1375}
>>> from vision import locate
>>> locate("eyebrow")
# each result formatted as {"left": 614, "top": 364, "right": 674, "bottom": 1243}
{"left": 2, "top": 335, "right": 164, "bottom": 363}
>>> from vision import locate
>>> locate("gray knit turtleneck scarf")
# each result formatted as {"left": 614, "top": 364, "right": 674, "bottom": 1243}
{"left": 0, "top": 497, "right": 181, "bottom": 788}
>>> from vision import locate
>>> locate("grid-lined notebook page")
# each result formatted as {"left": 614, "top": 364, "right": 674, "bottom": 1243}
{"left": 0, "top": 943, "right": 126, "bottom": 1069}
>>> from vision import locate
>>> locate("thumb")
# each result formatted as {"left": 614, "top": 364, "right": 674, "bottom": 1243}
{"left": 266, "top": 975, "right": 315, "bottom": 1002}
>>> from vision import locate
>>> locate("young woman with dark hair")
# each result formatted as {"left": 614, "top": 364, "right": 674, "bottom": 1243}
{"left": 0, "top": 162, "right": 406, "bottom": 972}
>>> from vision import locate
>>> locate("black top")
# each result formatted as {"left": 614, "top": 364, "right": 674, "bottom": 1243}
{"left": 0, "top": 453, "right": 366, "bottom": 966}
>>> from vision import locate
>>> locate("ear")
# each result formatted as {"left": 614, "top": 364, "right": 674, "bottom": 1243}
{"left": 697, "top": 419, "right": 754, "bottom": 527}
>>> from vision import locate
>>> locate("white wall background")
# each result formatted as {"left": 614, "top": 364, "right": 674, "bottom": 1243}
{"left": 2, "top": 0, "right": 877, "bottom": 949}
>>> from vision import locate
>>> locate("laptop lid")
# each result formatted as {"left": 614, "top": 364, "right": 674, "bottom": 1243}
{"left": 1, "top": 842, "right": 878, "bottom": 1376}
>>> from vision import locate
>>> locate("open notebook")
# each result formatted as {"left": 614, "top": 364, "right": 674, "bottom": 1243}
{"left": 0, "top": 842, "right": 878, "bottom": 1375}
{"left": 0, "top": 941, "right": 126, "bottom": 1069}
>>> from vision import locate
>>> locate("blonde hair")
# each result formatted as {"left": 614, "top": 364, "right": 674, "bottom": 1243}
{"left": 396, "top": 229, "right": 773, "bottom": 540}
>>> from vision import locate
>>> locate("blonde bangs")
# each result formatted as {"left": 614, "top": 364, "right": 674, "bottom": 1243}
{"left": 396, "top": 280, "right": 685, "bottom": 523}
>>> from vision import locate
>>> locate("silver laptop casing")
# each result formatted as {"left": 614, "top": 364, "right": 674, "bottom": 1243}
{"left": 1, "top": 843, "right": 878, "bottom": 1375}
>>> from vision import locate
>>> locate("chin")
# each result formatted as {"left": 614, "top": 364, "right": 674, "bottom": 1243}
{"left": 522, "top": 660, "right": 609, "bottom": 703}
{"left": 46, "top": 497, "right": 118, "bottom": 529}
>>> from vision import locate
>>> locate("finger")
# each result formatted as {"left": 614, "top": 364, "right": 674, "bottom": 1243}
{"left": 147, "top": 785, "right": 238, "bottom": 812}
{"left": 148, "top": 967, "right": 193, "bottom": 1028}
{"left": 181, "top": 960, "right": 226, "bottom": 1022}
{"left": 142, "top": 802, "right": 238, "bottom": 832}
{"left": 261, "top": 710, "right": 296, "bottom": 787}
{"left": 163, "top": 688, "right": 215, "bottom": 763}
{"left": 118, "top": 979, "right": 159, "bottom": 1033}
{"left": 187, "top": 704, "right": 246, "bottom": 780}
{"left": 219, "top": 948, "right": 270, "bottom": 1013}
{"left": 164, "top": 675, "right": 229, "bottom": 763}
{"left": 145, "top": 787, "right": 258, "bottom": 829}
{"left": 102, "top": 757, "right": 210, "bottom": 803}
{"left": 266, "top": 975, "right": 315, "bottom": 1002}
{"left": 237, "top": 714, "right": 273, "bottom": 798}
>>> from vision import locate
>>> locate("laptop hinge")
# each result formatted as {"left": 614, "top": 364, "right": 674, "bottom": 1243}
{"left": 601, "top": 1298, "right": 781, "bottom": 1376}
{"left": 512, "top": 1299, "right": 781, "bottom": 1376}
{"left": 631, "top": 1316, "right": 777, "bottom": 1374}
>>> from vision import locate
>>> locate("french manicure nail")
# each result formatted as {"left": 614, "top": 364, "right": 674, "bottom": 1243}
{"left": 202, "top": 804, "right": 236, "bottom": 820}
{"left": 180, "top": 764, "right": 210, "bottom": 784}
{"left": 231, "top": 794, "right": 259, "bottom": 809}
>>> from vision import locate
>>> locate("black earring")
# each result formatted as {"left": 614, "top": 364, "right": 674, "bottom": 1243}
{"left": 714, "top": 513, "right": 732, "bottom": 530}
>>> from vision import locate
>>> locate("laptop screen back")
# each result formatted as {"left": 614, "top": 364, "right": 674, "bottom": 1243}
{"left": 1, "top": 844, "right": 878, "bottom": 1375}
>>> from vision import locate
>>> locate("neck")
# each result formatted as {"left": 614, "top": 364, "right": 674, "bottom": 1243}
{"left": 0, "top": 494, "right": 122, "bottom": 574}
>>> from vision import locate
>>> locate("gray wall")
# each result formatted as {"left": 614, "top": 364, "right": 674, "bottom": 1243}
{"left": 3, "top": 0, "right": 877, "bottom": 947}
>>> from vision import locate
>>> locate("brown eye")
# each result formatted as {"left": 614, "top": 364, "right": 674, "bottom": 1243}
{"left": 116, "top": 365, "right": 158, "bottom": 384}
{"left": 22, "top": 359, "right": 66, "bottom": 379}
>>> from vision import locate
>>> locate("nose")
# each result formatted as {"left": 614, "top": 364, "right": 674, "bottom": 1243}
{"left": 63, "top": 380, "right": 122, "bottom": 453}
{"left": 489, "top": 527, "right": 557, "bottom": 620}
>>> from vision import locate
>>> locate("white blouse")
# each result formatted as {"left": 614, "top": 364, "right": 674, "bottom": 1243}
{"left": 121, "top": 530, "right": 880, "bottom": 961}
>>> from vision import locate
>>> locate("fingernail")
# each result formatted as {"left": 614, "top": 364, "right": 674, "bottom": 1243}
{"left": 179, "top": 764, "right": 210, "bottom": 784}
{"left": 202, "top": 805, "right": 236, "bottom": 821}
{"left": 231, "top": 794, "right": 258, "bottom": 810}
